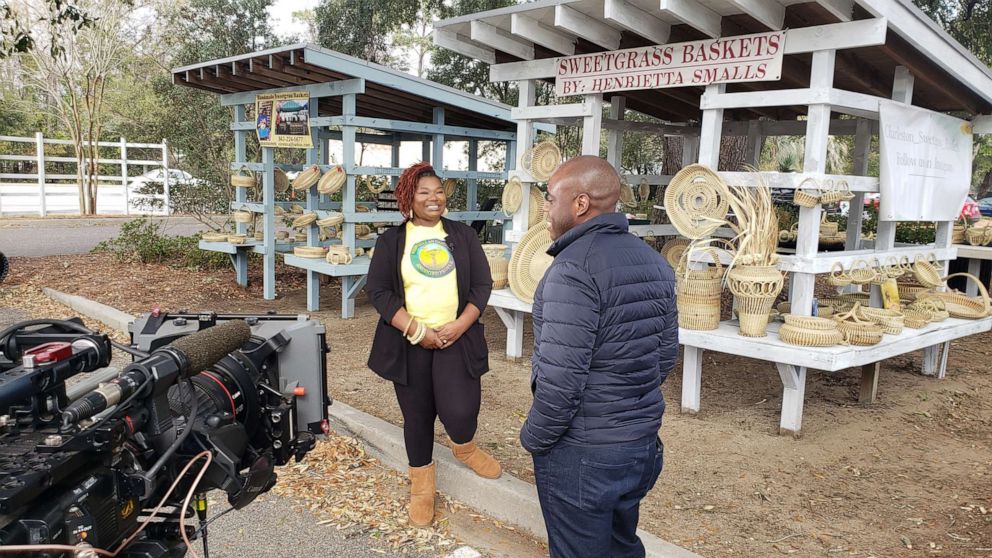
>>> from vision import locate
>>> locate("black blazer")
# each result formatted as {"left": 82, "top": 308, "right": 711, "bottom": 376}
{"left": 366, "top": 218, "right": 492, "bottom": 385}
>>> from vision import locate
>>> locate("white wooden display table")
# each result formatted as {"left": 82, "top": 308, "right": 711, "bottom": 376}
{"left": 953, "top": 244, "right": 992, "bottom": 296}
{"left": 681, "top": 316, "right": 992, "bottom": 436}
{"left": 488, "top": 288, "right": 532, "bottom": 360}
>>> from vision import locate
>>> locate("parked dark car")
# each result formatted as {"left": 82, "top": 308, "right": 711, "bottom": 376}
{"left": 977, "top": 197, "right": 992, "bottom": 217}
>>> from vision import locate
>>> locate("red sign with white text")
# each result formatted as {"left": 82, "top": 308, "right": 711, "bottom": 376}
{"left": 554, "top": 31, "right": 786, "bottom": 96}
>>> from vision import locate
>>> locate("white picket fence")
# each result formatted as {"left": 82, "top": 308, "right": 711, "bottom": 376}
{"left": 0, "top": 133, "right": 172, "bottom": 216}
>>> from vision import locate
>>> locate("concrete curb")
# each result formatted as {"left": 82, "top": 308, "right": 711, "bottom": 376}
{"left": 43, "top": 288, "right": 135, "bottom": 333}
{"left": 329, "top": 401, "right": 702, "bottom": 558}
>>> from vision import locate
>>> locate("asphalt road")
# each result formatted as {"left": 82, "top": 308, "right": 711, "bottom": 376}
{"left": 0, "top": 216, "right": 212, "bottom": 257}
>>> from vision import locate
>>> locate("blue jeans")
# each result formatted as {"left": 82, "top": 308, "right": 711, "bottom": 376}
{"left": 532, "top": 436, "right": 664, "bottom": 558}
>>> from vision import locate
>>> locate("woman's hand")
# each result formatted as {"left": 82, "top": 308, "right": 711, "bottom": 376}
{"left": 420, "top": 328, "right": 444, "bottom": 350}
{"left": 434, "top": 318, "right": 469, "bottom": 349}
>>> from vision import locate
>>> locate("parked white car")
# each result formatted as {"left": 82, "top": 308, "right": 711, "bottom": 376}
{"left": 127, "top": 169, "right": 201, "bottom": 213}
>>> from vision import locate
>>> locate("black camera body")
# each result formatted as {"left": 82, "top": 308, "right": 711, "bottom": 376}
{"left": 0, "top": 312, "right": 330, "bottom": 557}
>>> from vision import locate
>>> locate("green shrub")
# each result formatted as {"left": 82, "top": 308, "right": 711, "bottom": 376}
{"left": 93, "top": 218, "right": 229, "bottom": 270}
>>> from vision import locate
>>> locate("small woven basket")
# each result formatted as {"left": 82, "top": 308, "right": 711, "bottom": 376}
{"left": 821, "top": 179, "right": 854, "bottom": 204}
{"left": 675, "top": 248, "right": 725, "bottom": 331}
{"left": 276, "top": 230, "right": 289, "bottom": 241}
{"left": 911, "top": 254, "right": 943, "bottom": 288}
{"left": 317, "top": 165, "right": 347, "bottom": 195}
{"left": 231, "top": 166, "right": 255, "bottom": 188}
{"left": 779, "top": 323, "right": 844, "bottom": 347}
{"left": 619, "top": 179, "right": 637, "bottom": 208}
{"left": 638, "top": 178, "right": 650, "bottom": 202}
{"left": 294, "top": 246, "right": 327, "bottom": 258}
{"left": 953, "top": 223, "right": 967, "bottom": 244}
{"left": 827, "top": 262, "right": 852, "bottom": 287}
{"left": 902, "top": 309, "right": 931, "bottom": 329}
{"left": 909, "top": 298, "right": 949, "bottom": 322}
{"left": 833, "top": 304, "right": 883, "bottom": 346}
{"left": 233, "top": 211, "right": 254, "bottom": 224}
{"left": 292, "top": 165, "right": 321, "bottom": 191}
{"left": 819, "top": 212, "right": 839, "bottom": 236}
{"left": 848, "top": 259, "right": 878, "bottom": 285}
{"left": 292, "top": 213, "right": 318, "bottom": 229}
{"left": 488, "top": 256, "right": 509, "bottom": 289}
{"left": 274, "top": 168, "right": 290, "bottom": 194}
{"left": 859, "top": 306, "right": 905, "bottom": 335}
{"left": 316, "top": 212, "right": 345, "bottom": 228}
{"left": 325, "top": 246, "right": 353, "bottom": 265}
{"left": 227, "top": 234, "right": 248, "bottom": 245}
{"left": 783, "top": 314, "right": 837, "bottom": 330}
{"left": 202, "top": 232, "right": 229, "bottom": 242}
{"left": 523, "top": 141, "right": 562, "bottom": 181}
{"left": 792, "top": 177, "right": 821, "bottom": 208}
{"left": 965, "top": 226, "right": 992, "bottom": 246}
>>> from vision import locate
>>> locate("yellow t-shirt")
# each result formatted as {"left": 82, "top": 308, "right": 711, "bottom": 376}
{"left": 402, "top": 221, "right": 459, "bottom": 329}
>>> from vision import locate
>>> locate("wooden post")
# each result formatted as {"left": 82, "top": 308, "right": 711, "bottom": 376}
{"left": 791, "top": 49, "right": 836, "bottom": 318}
{"left": 859, "top": 362, "right": 880, "bottom": 404}
{"left": 744, "top": 120, "right": 762, "bottom": 167}
{"left": 776, "top": 363, "right": 808, "bottom": 437}
{"left": 306, "top": 96, "right": 320, "bottom": 312}
{"left": 697, "top": 84, "right": 726, "bottom": 168}
{"left": 845, "top": 119, "right": 871, "bottom": 250}
{"left": 233, "top": 105, "right": 249, "bottom": 287}
{"left": 120, "top": 137, "right": 129, "bottom": 215}
{"left": 581, "top": 93, "right": 604, "bottom": 156}
{"left": 390, "top": 135, "right": 401, "bottom": 190}
{"left": 35, "top": 132, "right": 46, "bottom": 217}
{"left": 606, "top": 95, "right": 625, "bottom": 169}
{"left": 681, "top": 346, "right": 704, "bottom": 413}
{"left": 468, "top": 138, "right": 479, "bottom": 211}
{"left": 513, "top": 80, "right": 536, "bottom": 238}
{"left": 432, "top": 107, "right": 445, "bottom": 172}
{"left": 261, "top": 146, "right": 276, "bottom": 300}
{"left": 161, "top": 139, "right": 170, "bottom": 214}
{"left": 341, "top": 93, "right": 358, "bottom": 318}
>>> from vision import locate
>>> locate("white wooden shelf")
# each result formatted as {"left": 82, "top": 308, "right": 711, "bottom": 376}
{"left": 776, "top": 245, "right": 957, "bottom": 273}
{"left": 283, "top": 254, "right": 371, "bottom": 276}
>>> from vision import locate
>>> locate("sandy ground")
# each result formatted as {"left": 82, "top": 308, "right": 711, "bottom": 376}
{"left": 4, "top": 253, "right": 991, "bottom": 558}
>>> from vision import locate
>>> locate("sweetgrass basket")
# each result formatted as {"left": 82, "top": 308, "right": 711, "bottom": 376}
{"left": 792, "top": 177, "right": 821, "bottom": 208}
{"left": 317, "top": 165, "right": 347, "bottom": 195}
{"left": 727, "top": 265, "right": 784, "bottom": 337}
{"left": 917, "top": 273, "right": 991, "bottom": 319}
{"left": 778, "top": 323, "right": 844, "bottom": 347}
{"left": 675, "top": 248, "right": 725, "bottom": 331}
{"left": 665, "top": 164, "right": 730, "bottom": 239}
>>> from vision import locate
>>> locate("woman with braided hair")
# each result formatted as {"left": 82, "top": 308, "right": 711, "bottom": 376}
{"left": 366, "top": 161, "right": 500, "bottom": 527}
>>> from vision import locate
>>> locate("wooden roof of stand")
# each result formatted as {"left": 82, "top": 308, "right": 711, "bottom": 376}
{"left": 433, "top": 0, "right": 992, "bottom": 122}
{"left": 172, "top": 44, "right": 518, "bottom": 132}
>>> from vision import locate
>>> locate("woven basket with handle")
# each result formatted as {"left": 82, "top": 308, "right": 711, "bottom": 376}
{"left": 675, "top": 248, "right": 724, "bottom": 331}
{"left": 917, "top": 273, "right": 991, "bottom": 319}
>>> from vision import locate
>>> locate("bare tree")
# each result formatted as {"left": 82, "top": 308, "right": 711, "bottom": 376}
{"left": 22, "top": 0, "right": 133, "bottom": 214}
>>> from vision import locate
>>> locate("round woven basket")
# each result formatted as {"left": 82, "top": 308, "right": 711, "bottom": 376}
{"left": 638, "top": 178, "right": 650, "bottom": 202}
{"left": 231, "top": 166, "right": 255, "bottom": 188}
{"left": 527, "top": 186, "right": 545, "bottom": 228}
{"left": 292, "top": 165, "right": 321, "bottom": 191}
{"left": 848, "top": 259, "right": 878, "bottom": 285}
{"left": 294, "top": 246, "right": 327, "bottom": 258}
{"left": 482, "top": 244, "right": 507, "bottom": 258}
{"left": 274, "top": 206, "right": 286, "bottom": 216}
{"left": 292, "top": 213, "right": 318, "bottom": 229}
{"left": 276, "top": 230, "right": 289, "bottom": 241}
{"left": 793, "top": 177, "right": 821, "bottom": 208}
{"left": 820, "top": 213, "right": 839, "bottom": 236}
{"left": 902, "top": 308, "right": 931, "bottom": 329}
{"left": 290, "top": 203, "right": 304, "bottom": 214}
{"left": 675, "top": 248, "right": 724, "bottom": 331}
{"left": 821, "top": 179, "right": 853, "bottom": 204}
{"left": 661, "top": 238, "right": 691, "bottom": 269}
{"left": 233, "top": 211, "right": 254, "bottom": 224}
{"left": 316, "top": 212, "right": 344, "bottom": 228}
{"left": 953, "top": 224, "right": 966, "bottom": 244}
{"left": 365, "top": 177, "right": 388, "bottom": 195}
{"left": 254, "top": 230, "right": 264, "bottom": 241}
{"left": 909, "top": 298, "right": 949, "bottom": 322}
{"left": 911, "top": 254, "right": 943, "bottom": 288}
{"left": 522, "top": 141, "right": 562, "bottom": 181}
{"left": 918, "top": 273, "right": 991, "bottom": 319}
{"left": 859, "top": 306, "right": 905, "bottom": 335}
{"left": 294, "top": 232, "right": 307, "bottom": 242}
{"left": 779, "top": 324, "right": 844, "bottom": 347}
{"left": 833, "top": 303, "right": 884, "bottom": 345}
{"left": 827, "top": 262, "right": 852, "bottom": 287}
{"left": 488, "top": 256, "right": 509, "bottom": 290}
{"left": 443, "top": 178, "right": 457, "bottom": 198}
{"left": 318, "top": 165, "right": 347, "bottom": 195}
{"left": 508, "top": 223, "right": 554, "bottom": 304}
{"left": 727, "top": 265, "right": 784, "bottom": 337}
{"left": 274, "top": 168, "right": 290, "bottom": 194}
{"left": 966, "top": 226, "right": 992, "bottom": 246}
{"left": 619, "top": 179, "right": 637, "bottom": 208}
{"left": 227, "top": 234, "right": 247, "bottom": 245}
{"left": 665, "top": 164, "right": 730, "bottom": 239}
{"left": 783, "top": 314, "right": 836, "bottom": 330}
{"left": 325, "top": 246, "right": 353, "bottom": 265}
{"left": 202, "top": 232, "right": 229, "bottom": 242}
{"left": 502, "top": 177, "right": 523, "bottom": 215}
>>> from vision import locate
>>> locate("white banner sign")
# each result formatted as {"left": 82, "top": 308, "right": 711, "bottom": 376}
{"left": 879, "top": 102, "right": 973, "bottom": 221}
{"left": 555, "top": 31, "right": 785, "bottom": 96}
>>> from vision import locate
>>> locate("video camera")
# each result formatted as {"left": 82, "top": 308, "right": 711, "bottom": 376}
{"left": 0, "top": 311, "right": 330, "bottom": 557}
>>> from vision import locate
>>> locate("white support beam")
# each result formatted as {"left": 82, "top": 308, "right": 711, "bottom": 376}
{"left": 606, "top": 96, "right": 625, "bottom": 169}
{"left": 433, "top": 29, "right": 496, "bottom": 65}
{"left": 815, "top": 0, "right": 854, "bottom": 21}
{"left": 511, "top": 14, "right": 575, "bottom": 55}
{"left": 876, "top": 66, "right": 915, "bottom": 255}
{"left": 512, "top": 102, "right": 593, "bottom": 121}
{"left": 697, "top": 83, "right": 725, "bottom": 167}
{"left": 784, "top": 18, "right": 885, "bottom": 54}
{"left": 582, "top": 94, "right": 605, "bottom": 156}
{"left": 974, "top": 115, "right": 992, "bottom": 135}
{"left": 554, "top": 5, "right": 621, "bottom": 50}
{"left": 727, "top": 0, "right": 784, "bottom": 30}
{"left": 471, "top": 20, "right": 534, "bottom": 61}
{"left": 490, "top": 58, "right": 558, "bottom": 82}
{"left": 659, "top": 0, "right": 721, "bottom": 38}
{"left": 603, "top": 0, "right": 670, "bottom": 45}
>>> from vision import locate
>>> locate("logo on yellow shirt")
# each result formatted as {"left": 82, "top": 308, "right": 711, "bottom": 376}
{"left": 411, "top": 239, "right": 455, "bottom": 278}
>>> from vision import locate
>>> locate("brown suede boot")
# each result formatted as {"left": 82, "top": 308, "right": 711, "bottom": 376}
{"left": 408, "top": 462, "right": 436, "bottom": 527}
{"left": 450, "top": 439, "right": 502, "bottom": 479}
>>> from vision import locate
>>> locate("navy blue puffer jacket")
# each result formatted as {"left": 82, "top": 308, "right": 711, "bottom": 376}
{"left": 520, "top": 213, "right": 678, "bottom": 454}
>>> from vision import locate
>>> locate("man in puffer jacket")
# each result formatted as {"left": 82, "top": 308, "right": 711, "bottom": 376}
{"left": 520, "top": 156, "right": 677, "bottom": 558}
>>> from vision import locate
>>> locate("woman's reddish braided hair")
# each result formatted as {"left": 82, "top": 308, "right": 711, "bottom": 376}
{"left": 395, "top": 162, "right": 436, "bottom": 218}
